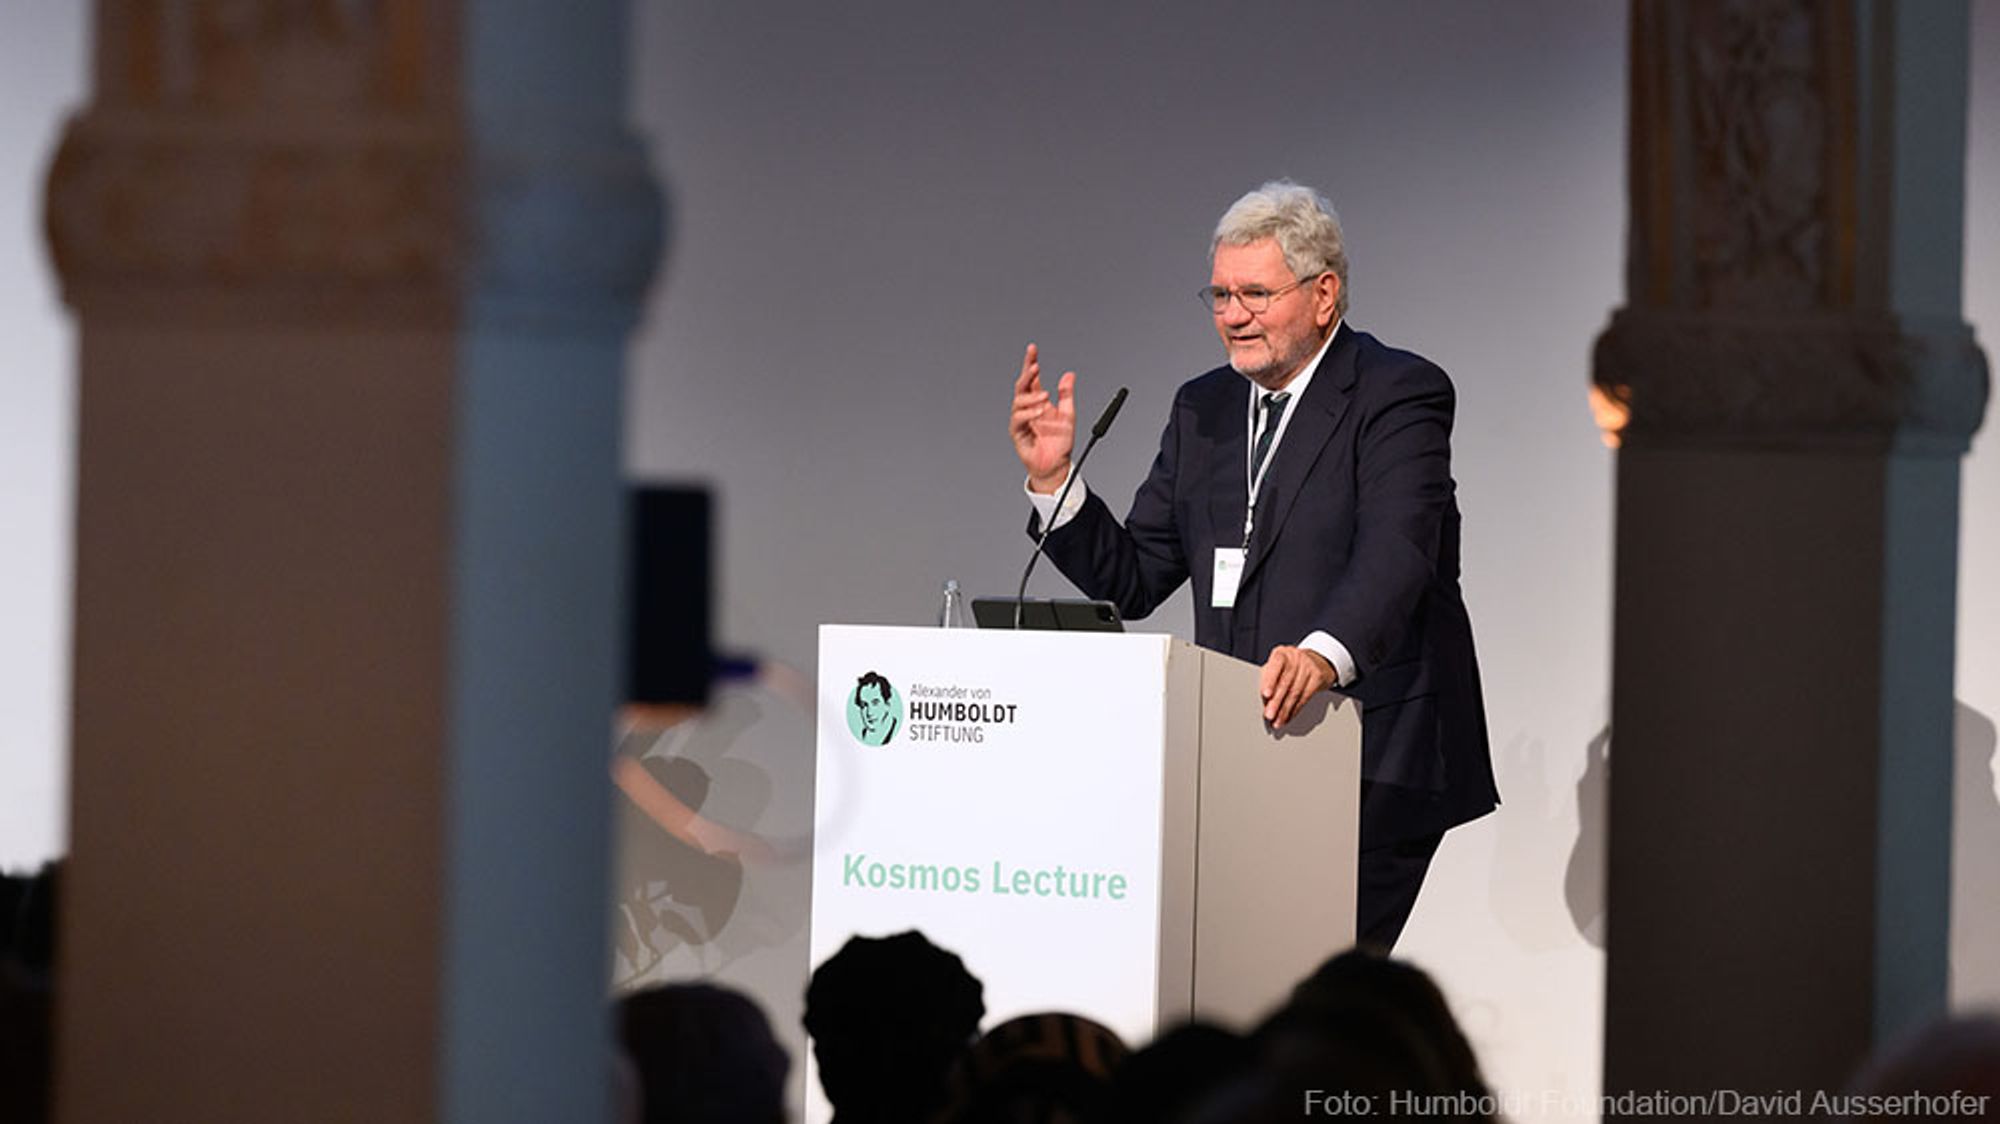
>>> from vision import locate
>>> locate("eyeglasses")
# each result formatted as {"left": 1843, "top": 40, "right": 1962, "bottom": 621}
{"left": 1197, "top": 275, "right": 1316, "bottom": 314}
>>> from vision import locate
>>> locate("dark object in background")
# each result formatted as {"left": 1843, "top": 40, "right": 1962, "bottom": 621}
{"left": 627, "top": 486, "right": 713, "bottom": 706}
{"left": 1, "top": 860, "right": 59, "bottom": 1124}
{"left": 1848, "top": 1013, "right": 2000, "bottom": 1119}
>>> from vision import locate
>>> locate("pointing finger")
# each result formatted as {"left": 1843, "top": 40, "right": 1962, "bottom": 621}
{"left": 1281, "top": 667, "right": 1309, "bottom": 726}
{"left": 1261, "top": 652, "right": 1287, "bottom": 722}
{"left": 1015, "top": 343, "right": 1042, "bottom": 397}
{"left": 1274, "top": 659, "right": 1301, "bottom": 725}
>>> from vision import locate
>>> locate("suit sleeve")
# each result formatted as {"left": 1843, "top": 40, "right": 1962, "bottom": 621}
{"left": 1028, "top": 391, "right": 1191, "bottom": 621}
{"left": 1313, "top": 360, "right": 1455, "bottom": 675}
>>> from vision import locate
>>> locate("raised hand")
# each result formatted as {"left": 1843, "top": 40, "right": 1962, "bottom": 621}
{"left": 1009, "top": 343, "right": 1077, "bottom": 494}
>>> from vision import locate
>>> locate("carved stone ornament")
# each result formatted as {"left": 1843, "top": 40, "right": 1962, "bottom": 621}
{"left": 1686, "top": 0, "right": 1835, "bottom": 310}
{"left": 461, "top": 128, "right": 669, "bottom": 333}
{"left": 45, "top": 115, "right": 463, "bottom": 320}
{"left": 1593, "top": 309, "right": 1989, "bottom": 454}
{"left": 44, "top": 1, "right": 665, "bottom": 326}
{"left": 47, "top": 115, "right": 666, "bottom": 327}
{"left": 1600, "top": 0, "right": 1987, "bottom": 451}
{"left": 1624, "top": 0, "right": 1855, "bottom": 311}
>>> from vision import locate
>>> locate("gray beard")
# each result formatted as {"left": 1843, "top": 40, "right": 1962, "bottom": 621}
{"left": 1230, "top": 346, "right": 1316, "bottom": 391}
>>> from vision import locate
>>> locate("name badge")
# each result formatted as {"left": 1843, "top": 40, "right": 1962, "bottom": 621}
{"left": 1211, "top": 547, "right": 1245, "bottom": 608}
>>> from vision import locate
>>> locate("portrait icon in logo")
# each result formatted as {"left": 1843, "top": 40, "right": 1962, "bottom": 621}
{"left": 846, "top": 671, "right": 903, "bottom": 746}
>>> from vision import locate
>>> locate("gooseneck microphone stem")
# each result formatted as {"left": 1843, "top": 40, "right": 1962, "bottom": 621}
{"left": 1015, "top": 387, "right": 1128, "bottom": 630}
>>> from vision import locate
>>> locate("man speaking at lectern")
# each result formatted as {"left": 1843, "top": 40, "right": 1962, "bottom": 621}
{"left": 1008, "top": 181, "right": 1497, "bottom": 950}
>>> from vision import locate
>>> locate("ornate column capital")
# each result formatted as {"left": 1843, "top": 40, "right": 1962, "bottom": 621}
{"left": 1594, "top": 309, "right": 1988, "bottom": 453}
{"left": 1593, "top": 0, "right": 1988, "bottom": 453}
{"left": 461, "top": 124, "right": 667, "bottom": 332}
{"left": 46, "top": 111, "right": 464, "bottom": 324}
{"left": 43, "top": 1, "right": 664, "bottom": 328}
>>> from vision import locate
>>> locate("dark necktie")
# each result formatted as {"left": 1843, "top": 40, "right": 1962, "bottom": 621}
{"left": 1250, "top": 391, "right": 1291, "bottom": 482}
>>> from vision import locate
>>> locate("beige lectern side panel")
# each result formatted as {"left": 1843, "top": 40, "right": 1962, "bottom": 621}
{"left": 1154, "top": 643, "right": 1203, "bottom": 1030}
{"left": 1191, "top": 647, "right": 1360, "bottom": 1028}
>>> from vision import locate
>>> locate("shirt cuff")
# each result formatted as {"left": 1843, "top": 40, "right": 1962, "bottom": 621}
{"left": 1299, "top": 631, "right": 1357, "bottom": 688}
{"left": 1025, "top": 468, "right": 1089, "bottom": 532}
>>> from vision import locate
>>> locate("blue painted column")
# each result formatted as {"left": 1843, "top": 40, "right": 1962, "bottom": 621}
{"left": 442, "top": 3, "right": 664, "bottom": 1121}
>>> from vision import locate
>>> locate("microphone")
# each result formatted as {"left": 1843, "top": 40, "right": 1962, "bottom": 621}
{"left": 1014, "top": 387, "right": 1130, "bottom": 630}
{"left": 1090, "top": 386, "right": 1128, "bottom": 441}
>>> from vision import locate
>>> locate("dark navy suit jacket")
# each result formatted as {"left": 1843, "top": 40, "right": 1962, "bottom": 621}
{"left": 1035, "top": 323, "right": 1499, "bottom": 849}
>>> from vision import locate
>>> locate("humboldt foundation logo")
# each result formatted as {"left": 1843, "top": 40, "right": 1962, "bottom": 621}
{"left": 845, "top": 671, "right": 903, "bottom": 746}
{"left": 845, "top": 670, "right": 1021, "bottom": 746}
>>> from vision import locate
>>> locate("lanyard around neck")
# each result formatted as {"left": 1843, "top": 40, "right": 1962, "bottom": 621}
{"left": 1243, "top": 390, "right": 1291, "bottom": 543}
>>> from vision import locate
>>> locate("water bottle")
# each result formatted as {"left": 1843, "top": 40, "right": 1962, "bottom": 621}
{"left": 938, "top": 579, "right": 968, "bottom": 628}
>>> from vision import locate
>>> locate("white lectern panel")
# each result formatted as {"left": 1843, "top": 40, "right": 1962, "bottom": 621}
{"left": 811, "top": 625, "right": 1172, "bottom": 1045}
{"left": 804, "top": 624, "right": 1358, "bottom": 1123}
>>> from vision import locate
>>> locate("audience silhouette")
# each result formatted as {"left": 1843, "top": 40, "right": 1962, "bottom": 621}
{"left": 43, "top": 901, "right": 1979, "bottom": 1124}
{"left": 941, "top": 1011, "right": 1128, "bottom": 1124}
{"left": 791, "top": 934, "right": 1498, "bottom": 1124}
{"left": 804, "top": 930, "right": 986, "bottom": 1124}
{"left": 1110, "top": 1021, "right": 1253, "bottom": 1124}
{"left": 617, "top": 980, "right": 790, "bottom": 1124}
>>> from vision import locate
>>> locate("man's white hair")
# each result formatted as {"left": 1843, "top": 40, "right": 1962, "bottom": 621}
{"left": 1212, "top": 180, "right": 1350, "bottom": 319}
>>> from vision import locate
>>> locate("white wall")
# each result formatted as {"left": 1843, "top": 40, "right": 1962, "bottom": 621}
{"left": 0, "top": 4, "right": 85, "bottom": 870}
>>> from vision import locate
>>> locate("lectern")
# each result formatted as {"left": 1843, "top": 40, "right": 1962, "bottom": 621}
{"left": 808, "top": 625, "right": 1361, "bottom": 1064}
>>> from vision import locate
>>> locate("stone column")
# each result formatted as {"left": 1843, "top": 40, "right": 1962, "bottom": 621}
{"left": 1596, "top": 0, "right": 1987, "bottom": 1102}
{"left": 43, "top": 3, "right": 662, "bottom": 1122}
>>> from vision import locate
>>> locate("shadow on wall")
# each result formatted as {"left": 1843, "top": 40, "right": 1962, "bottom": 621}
{"left": 1484, "top": 726, "right": 1609, "bottom": 951}
{"left": 613, "top": 686, "right": 807, "bottom": 986}
{"left": 1543, "top": 704, "right": 2000, "bottom": 976}
{"left": 1953, "top": 702, "right": 2000, "bottom": 1005}
{"left": 1566, "top": 726, "right": 1609, "bottom": 949}
{"left": 615, "top": 750, "right": 744, "bottom": 983}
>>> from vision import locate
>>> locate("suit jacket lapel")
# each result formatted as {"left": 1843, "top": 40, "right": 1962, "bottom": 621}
{"left": 1244, "top": 324, "right": 1356, "bottom": 581}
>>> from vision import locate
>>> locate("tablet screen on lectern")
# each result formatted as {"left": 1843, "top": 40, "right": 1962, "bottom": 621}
{"left": 969, "top": 598, "right": 1124, "bottom": 632}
